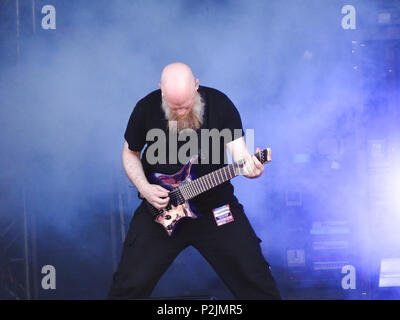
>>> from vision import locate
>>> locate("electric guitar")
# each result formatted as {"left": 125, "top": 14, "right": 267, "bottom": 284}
{"left": 141, "top": 148, "right": 271, "bottom": 236}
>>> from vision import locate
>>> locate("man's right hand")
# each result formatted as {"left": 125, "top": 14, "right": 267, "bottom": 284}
{"left": 139, "top": 184, "right": 170, "bottom": 210}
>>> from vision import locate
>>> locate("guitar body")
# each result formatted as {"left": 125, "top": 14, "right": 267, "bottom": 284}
{"left": 147, "top": 156, "right": 200, "bottom": 236}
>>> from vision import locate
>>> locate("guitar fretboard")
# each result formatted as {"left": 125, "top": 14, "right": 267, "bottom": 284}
{"left": 178, "top": 163, "right": 238, "bottom": 201}
{"left": 163, "top": 148, "right": 270, "bottom": 209}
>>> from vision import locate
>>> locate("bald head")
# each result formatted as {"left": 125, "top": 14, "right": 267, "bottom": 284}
{"left": 159, "top": 63, "right": 204, "bottom": 131}
{"left": 159, "top": 63, "right": 199, "bottom": 108}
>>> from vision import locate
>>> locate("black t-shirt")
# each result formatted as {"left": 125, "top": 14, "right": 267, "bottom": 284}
{"left": 124, "top": 86, "right": 244, "bottom": 213}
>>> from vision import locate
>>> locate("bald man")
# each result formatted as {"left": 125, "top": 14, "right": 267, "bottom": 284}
{"left": 108, "top": 63, "right": 281, "bottom": 300}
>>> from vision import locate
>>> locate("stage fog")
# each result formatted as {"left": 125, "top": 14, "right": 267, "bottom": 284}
{"left": 0, "top": 0, "right": 399, "bottom": 299}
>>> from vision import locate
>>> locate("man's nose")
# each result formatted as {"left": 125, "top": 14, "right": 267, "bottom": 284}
{"left": 177, "top": 108, "right": 189, "bottom": 115}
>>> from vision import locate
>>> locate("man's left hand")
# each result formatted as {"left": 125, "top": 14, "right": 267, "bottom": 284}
{"left": 243, "top": 147, "right": 264, "bottom": 179}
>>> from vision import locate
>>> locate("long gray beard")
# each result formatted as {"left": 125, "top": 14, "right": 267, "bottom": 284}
{"left": 161, "top": 93, "right": 205, "bottom": 133}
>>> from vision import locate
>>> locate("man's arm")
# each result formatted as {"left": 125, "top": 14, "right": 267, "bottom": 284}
{"left": 122, "top": 141, "right": 169, "bottom": 209}
{"left": 226, "top": 137, "right": 264, "bottom": 179}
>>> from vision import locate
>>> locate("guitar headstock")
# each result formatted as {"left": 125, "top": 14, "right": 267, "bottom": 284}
{"left": 255, "top": 148, "right": 271, "bottom": 164}
{"left": 233, "top": 148, "right": 271, "bottom": 175}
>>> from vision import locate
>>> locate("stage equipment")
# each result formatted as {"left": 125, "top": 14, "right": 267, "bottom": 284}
{"left": 379, "top": 258, "right": 400, "bottom": 287}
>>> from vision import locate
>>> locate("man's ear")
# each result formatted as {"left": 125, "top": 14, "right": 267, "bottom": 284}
{"left": 158, "top": 82, "right": 164, "bottom": 97}
{"left": 195, "top": 78, "right": 199, "bottom": 90}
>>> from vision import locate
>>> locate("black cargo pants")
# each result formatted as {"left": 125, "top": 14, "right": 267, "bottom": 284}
{"left": 107, "top": 200, "right": 281, "bottom": 300}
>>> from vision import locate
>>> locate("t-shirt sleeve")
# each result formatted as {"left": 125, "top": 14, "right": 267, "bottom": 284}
{"left": 124, "top": 102, "right": 147, "bottom": 152}
{"left": 219, "top": 94, "right": 245, "bottom": 141}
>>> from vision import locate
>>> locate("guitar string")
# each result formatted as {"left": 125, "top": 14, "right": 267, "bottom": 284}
{"left": 161, "top": 149, "right": 267, "bottom": 205}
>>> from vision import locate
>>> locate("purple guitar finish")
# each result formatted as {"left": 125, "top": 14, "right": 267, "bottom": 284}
{"left": 143, "top": 148, "right": 272, "bottom": 236}
{"left": 147, "top": 155, "right": 200, "bottom": 235}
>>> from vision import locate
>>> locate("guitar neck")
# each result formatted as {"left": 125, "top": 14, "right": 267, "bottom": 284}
{"left": 178, "top": 149, "right": 270, "bottom": 201}
{"left": 178, "top": 164, "right": 236, "bottom": 201}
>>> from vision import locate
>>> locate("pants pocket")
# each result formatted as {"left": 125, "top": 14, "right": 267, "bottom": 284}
{"left": 123, "top": 228, "right": 138, "bottom": 248}
{"left": 229, "top": 202, "right": 262, "bottom": 242}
